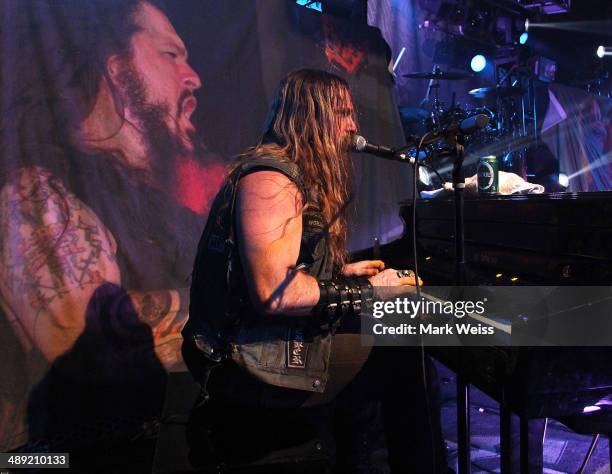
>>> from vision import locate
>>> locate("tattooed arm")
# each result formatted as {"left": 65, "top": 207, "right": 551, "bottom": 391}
{"left": 0, "top": 167, "right": 186, "bottom": 368}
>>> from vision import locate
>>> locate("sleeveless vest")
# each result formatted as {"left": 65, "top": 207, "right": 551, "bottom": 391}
{"left": 184, "top": 156, "right": 335, "bottom": 393}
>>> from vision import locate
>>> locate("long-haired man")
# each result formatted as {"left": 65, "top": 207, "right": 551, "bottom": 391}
{"left": 184, "top": 69, "right": 447, "bottom": 472}
{"left": 0, "top": 0, "right": 214, "bottom": 461}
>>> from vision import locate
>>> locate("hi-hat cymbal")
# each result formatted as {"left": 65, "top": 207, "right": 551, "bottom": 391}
{"left": 469, "top": 86, "right": 524, "bottom": 100}
{"left": 403, "top": 70, "right": 473, "bottom": 80}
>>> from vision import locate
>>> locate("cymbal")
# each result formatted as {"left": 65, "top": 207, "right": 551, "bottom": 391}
{"left": 403, "top": 70, "right": 473, "bottom": 80}
{"left": 469, "top": 86, "right": 524, "bottom": 100}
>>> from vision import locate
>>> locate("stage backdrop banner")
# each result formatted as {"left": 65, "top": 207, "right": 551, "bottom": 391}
{"left": 0, "top": 0, "right": 408, "bottom": 452}
{"left": 542, "top": 84, "right": 612, "bottom": 192}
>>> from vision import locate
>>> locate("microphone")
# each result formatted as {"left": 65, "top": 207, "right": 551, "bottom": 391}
{"left": 352, "top": 135, "right": 396, "bottom": 158}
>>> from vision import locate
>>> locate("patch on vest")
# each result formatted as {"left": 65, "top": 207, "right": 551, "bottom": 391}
{"left": 208, "top": 234, "right": 225, "bottom": 253}
{"left": 286, "top": 327, "right": 308, "bottom": 369}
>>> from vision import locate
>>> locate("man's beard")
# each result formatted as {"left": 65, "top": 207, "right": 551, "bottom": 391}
{"left": 115, "top": 60, "right": 194, "bottom": 189}
{"left": 340, "top": 132, "right": 354, "bottom": 155}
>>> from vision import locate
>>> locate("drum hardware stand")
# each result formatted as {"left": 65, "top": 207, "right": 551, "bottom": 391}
{"left": 420, "top": 65, "right": 446, "bottom": 133}
{"left": 495, "top": 62, "right": 535, "bottom": 179}
{"left": 419, "top": 69, "right": 434, "bottom": 108}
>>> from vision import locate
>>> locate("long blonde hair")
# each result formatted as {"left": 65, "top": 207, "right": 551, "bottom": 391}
{"left": 229, "top": 69, "right": 356, "bottom": 270}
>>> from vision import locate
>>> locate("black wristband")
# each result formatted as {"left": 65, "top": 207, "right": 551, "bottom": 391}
{"left": 336, "top": 279, "right": 352, "bottom": 317}
{"left": 313, "top": 280, "right": 337, "bottom": 331}
{"left": 312, "top": 277, "right": 374, "bottom": 332}
{"left": 355, "top": 277, "right": 374, "bottom": 314}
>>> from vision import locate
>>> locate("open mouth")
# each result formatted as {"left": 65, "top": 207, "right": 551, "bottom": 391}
{"left": 181, "top": 96, "right": 197, "bottom": 122}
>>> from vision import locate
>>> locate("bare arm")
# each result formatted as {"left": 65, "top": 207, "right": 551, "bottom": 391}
{"left": 235, "top": 170, "right": 320, "bottom": 316}
{"left": 0, "top": 167, "right": 186, "bottom": 368}
{"left": 235, "top": 171, "right": 422, "bottom": 317}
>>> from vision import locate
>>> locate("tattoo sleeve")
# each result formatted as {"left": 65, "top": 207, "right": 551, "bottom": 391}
{"left": 0, "top": 167, "right": 188, "bottom": 369}
{"left": 0, "top": 167, "right": 120, "bottom": 361}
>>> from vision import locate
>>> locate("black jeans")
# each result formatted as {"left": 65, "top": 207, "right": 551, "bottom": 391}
{"left": 185, "top": 341, "right": 449, "bottom": 473}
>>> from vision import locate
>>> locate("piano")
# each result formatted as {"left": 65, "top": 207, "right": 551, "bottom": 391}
{"left": 360, "top": 192, "right": 612, "bottom": 473}
{"left": 386, "top": 191, "right": 612, "bottom": 286}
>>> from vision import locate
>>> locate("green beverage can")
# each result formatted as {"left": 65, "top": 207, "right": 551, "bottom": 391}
{"left": 477, "top": 155, "right": 499, "bottom": 194}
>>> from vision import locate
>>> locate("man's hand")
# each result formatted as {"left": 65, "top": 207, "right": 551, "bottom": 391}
{"left": 369, "top": 268, "right": 422, "bottom": 287}
{"left": 341, "top": 260, "right": 385, "bottom": 277}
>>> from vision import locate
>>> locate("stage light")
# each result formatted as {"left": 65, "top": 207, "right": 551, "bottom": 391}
{"left": 533, "top": 56, "right": 557, "bottom": 82}
{"left": 470, "top": 54, "right": 487, "bottom": 72}
{"left": 558, "top": 173, "right": 569, "bottom": 188}
{"left": 525, "top": 18, "right": 530, "bottom": 32}
{"left": 583, "top": 405, "right": 601, "bottom": 414}
{"left": 520, "top": 0, "right": 570, "bottom": 14}
{"left": 597, "top": 46, "right": 605, "bottom": 58}
{"left": 519, "top": 32, "right": 529, "bottom": 45}
{"left": 418, "top": 166, "right": 431, "bottom": 186}
{"left": 295, "top": 0, "right": 322, "bottom": 12}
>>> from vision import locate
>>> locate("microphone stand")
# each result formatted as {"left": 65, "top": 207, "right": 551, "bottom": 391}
{"left": 379, "top": 131, "right": 471, "bottom": 474}
{"left": 451, "top": 136, "right": 467, "bottom": 286}
{"left": 448, "top": 134, "right": 471, "bottom": 474}
{"left": 444, "top": 133, "right": 474, "bottom": 474}
{"left": 393, "top": 132, "right": 467, "bottom": 285}
{"left": 376, "top": 136, "right": 471, "bottom": 473}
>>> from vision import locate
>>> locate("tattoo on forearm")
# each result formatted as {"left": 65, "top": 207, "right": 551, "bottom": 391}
{"left": 124, "top": 289, "right": 188, "bottom": 367}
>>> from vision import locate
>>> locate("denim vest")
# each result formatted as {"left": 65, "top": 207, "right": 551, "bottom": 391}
{"left": 184, "top": 157, "right": 334, "bottom": 393}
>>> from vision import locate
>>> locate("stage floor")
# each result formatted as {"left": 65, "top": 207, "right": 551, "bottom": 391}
{"left": 148, "top": 365, "right": 612, "bottom": 473}
{"left": 437, "top": 362, "right": 611, "bottom": 474}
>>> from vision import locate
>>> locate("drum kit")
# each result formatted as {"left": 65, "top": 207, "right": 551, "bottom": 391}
{"left": 399, "top": 66, "right": 529, "bottom": 181}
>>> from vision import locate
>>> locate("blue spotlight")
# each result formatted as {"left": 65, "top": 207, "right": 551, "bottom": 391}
{"left": 470, "top": 54, "right": 487, "bottom": 73}
{"left": 295, "top": 0, "right": 322, "bottom": 12}
{"left": 519, "top": 32, "right": 529, "bottom": 45}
